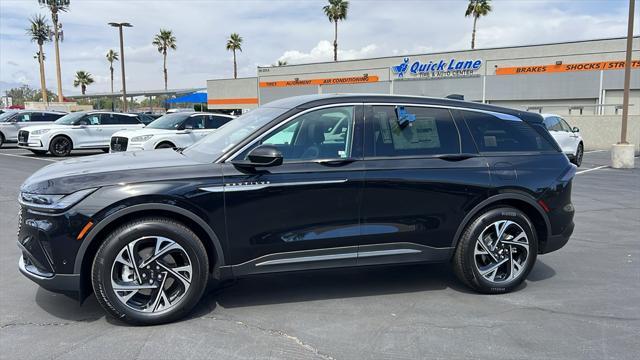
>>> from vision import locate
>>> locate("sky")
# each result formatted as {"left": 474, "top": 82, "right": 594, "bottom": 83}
{"left": 0, "top": 0, "right": 636, "bottom": 96}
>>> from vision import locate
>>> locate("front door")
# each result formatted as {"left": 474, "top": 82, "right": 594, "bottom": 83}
{"left": 220, "top": 105, "right": 365, "bottom": 274}
{"left": 358, "top": 104, "right": 491, "bottom": 265}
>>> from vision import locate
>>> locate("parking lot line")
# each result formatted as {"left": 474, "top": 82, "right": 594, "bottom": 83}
{"left": 576, "top": 165, "right": 608, "bottom": 175}
{"left": 584, "top": 150, "right": 607, "bottom": 154}
{"left": 0, "top": 153, "right": 57, "bottom": 162}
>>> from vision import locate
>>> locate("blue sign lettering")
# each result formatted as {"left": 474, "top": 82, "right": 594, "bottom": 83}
{"left": 392, "top": 57, "right": 483, "bottom": 78}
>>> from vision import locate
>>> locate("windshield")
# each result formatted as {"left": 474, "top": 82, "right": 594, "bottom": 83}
{"left": 147, "top": 113, "right": 191, "bottom": 129}
{"left": 183, "top": 106, "right": 289, "bottom": 162}
{"left": 54, "top": 112, "right": 87, "bottom": 125}
{"left": 0, "top": 112, "right": 17, "bottom": 122}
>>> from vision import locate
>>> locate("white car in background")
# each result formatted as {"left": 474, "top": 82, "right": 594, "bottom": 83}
{"left": 542, "top": 113, "right": 584, "bottom": 166}
{"left": 0, "top": 110, "right": 67, "bottom": 147}
{"left": 18, "top": 111, "right": 145, "bottom": 156}
{"left": 110, "top": 112, "right": 235, "bottom": 152}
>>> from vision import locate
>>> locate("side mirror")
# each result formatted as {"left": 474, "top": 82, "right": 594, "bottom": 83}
{"left": 572, "top": 126, "right": 580, "bottom": 133}
{"left": 232, "top": 145, "right": 283, "bottom": 169}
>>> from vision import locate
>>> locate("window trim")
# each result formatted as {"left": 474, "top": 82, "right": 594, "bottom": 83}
{"left": 223, "top": 103, "right": 362, "bottom": 164}
{"left": 363, "top": 104, "right": 463, "bottom": 160}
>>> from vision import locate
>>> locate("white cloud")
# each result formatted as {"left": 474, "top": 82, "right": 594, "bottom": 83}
{"left": 278, "top": 40, "right": 379, "bottom": 64}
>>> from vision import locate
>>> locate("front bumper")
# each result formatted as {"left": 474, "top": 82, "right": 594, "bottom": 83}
{"left": 18, "top": 139, "right": 45, "bottom": 149}
{"left": 18, "top": 255, "right": 80, "bottom": 296}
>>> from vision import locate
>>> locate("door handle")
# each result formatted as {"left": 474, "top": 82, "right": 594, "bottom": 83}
{"left": 315, "top": 158, "right": 357, "bottom": 166}
{"left": 437, "top": 153, "right": 477, "bottom": 161}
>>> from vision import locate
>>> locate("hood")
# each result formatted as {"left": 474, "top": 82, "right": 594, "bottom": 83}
{"left": 20, "top": 124, "right": 71, "bottom": 133}
{"left": 113, "top": 128, "right": 174, "bottom": 138}
{"left": 21, "top": 149, "right": 219, "bottom": 194}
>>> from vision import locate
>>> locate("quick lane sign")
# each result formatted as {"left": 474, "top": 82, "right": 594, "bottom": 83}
{"left": 392, "top": 57, "right": 483, "bottom": 79}
{"left": 496, "top": 60, "right": 640, "bottom": 75}
{"left": 259, "top": 75, "right": 379, "bottom": 87}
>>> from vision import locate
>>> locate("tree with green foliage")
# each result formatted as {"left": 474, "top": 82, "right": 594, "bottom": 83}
{"left": 323, "top": 0, "right": 349, "bottom": 61}
{"left": 226, "top": 33, "right": 243, "bottom": 79}
{"left": 152, "top": 29, "right": 177, "bottom": 91}
{"left": 26, "top": 14, "right": 51, "bottom": 104}
{"left": 465, "top": 0, "right": 492, "bottom": 49}
{"left": 73, "top": 70, "right": 94, "bottom": 95}
{"left": 38, "top": 0, "right": 70, "bottom": 102}
{"left": 105, "top": 49, "right": 119, "bottom": 94}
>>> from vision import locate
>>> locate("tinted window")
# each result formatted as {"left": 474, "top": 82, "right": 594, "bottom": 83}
{"left": 365, "top": 106, "right": 460, "bottom": 157}
{"left": 206, "top": 115, "right": 232, "bottom": 129}
{"left": 184, "top": 115, "right": 206, "bottom": 129}
{"left": 15, "top": 113, "right": 32, "bottom": 122}
{"left": 40, "top": 113, "right": 63, "bottom": 122}
{"left": 543, "top": 116, "right": 563, "bottom": 131}
{"left": 100, "top": 113, "right": 118, "bottom": 125}
{"left": 463, "top": 111, "right": 556, "bottom": 152}
{"left": 559, "top": 118, "right": 573, "bottom": 132}
{"left": 117, "top": 114, "right": 141, "bottom": 125}
{"left": 79, "top": 114, "right": 102, "bottom": 125}
{"left": 256, "top": 106, "right": 354, "bottom": 161}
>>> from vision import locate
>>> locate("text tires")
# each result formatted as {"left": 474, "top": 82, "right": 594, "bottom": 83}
{"left": 49, "top": 136, "right": 73, "bottom": 157}
{"left": 453, "top": 207, "right": 537, "bottom": 294}
{"left": 91, "top": 217, "right": 209, "bottom": 325}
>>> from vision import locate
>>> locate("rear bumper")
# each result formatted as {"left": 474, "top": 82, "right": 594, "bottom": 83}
{"left": 540, "top": 220, "right": 574, "bottom": 254}
{"left": 18, "top": 255, "right": 81, "bottom": 296}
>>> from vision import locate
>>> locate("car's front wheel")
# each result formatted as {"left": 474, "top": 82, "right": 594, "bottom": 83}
{"left": 453, "top": 207, "right": 538, "bottom": 294}
{"left": 49, "top": 136, "right": 73, "bottom": 157}
{"left": 91, "top": 217, "right": 209, "bottom": 325}
{"left": 571, "top": 143, "right": 583, "bottom": 167}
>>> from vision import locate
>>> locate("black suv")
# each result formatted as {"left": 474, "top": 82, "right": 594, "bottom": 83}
{"left": 17, "top": 95, "right": 575, "bottom": 324}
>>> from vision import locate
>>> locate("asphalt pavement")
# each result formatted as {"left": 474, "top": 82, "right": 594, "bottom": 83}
{"left": 0, "top": 146, "right": 638, "bottom": 360}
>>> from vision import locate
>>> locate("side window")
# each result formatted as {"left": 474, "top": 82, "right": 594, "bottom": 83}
{"left": 251, "top": 106, "right": 354, "bottom": 162}
{"left": 38, "top": 113, "right": 56, "bottom": 122}
{"left": 16, "top": 113, "right": 32, "bottom": 122}
{"left": 543, "top": 116, "right": 562, "bottom": 132}
{"left": 85, "top": 114, "right": 102, "bottom": 125}
{"left": 206, "top": 115, "right": 232, "bottom": 129}
{"left": 184, "top": 115, "right": 206, "bottom": 129}
{"left": 462, "top": 111, "right": 556, "bottom": 152}
{"left": 117, "top": 114, "right": 141, "bottom": 125}
{"left": 100, "top": 113, "right": 117, "bottom": 125}
{"left": 365, "top": 106, "right": 460, "bottom": 157}
{"left": 559, "top": 118, "right": 572, "bottom": 132}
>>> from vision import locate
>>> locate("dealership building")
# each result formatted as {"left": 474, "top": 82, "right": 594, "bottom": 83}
{"left": 207, "top": 37, "right": 639, "bottom": 117}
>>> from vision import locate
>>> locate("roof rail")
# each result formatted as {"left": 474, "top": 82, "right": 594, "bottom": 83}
{"left": 445, "top": 94, "right": 464, "bottom": 100}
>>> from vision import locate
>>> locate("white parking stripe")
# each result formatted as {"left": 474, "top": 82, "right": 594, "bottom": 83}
{"left": 584, "top": 150, "right": 607, "bottom": 154}
{"left": 576, "top": 165, "right": 608, "bottom": 175}
{"left": 0, "top": 153, "right": 57, "bottom": 162}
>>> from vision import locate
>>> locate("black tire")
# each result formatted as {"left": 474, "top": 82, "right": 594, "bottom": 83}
{"left": 0, "top": 133, "right": 4, "bottom": 147}
{"left": 91, "top": 217, "right": 209, "bottom": 325}
{"left": 571, "top": 143, "right": 583, "bottom": 167}
{"left": 453, "top": 207, "right": 538, "bottom": 294}
{"left": 48, "top": 135, "right": 73, "bottom": 157}
{"left": 29, "top": 150, "right": 47, "bottom": 155}
{"left": 102, "top": 148, "right": 110, "bottom": 153}
{"left": 155, "top": 142, "right": 175, "bottom": 149}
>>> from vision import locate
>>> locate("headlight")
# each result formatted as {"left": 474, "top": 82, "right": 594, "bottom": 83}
{"left": 131, "top": 135, "right": 153, "bottom": 142}
{"left": 19, "top": 188, "right": 97, "bottom": 211}
{"left": 31, "top": 129, "right": 50, "bottom": 135}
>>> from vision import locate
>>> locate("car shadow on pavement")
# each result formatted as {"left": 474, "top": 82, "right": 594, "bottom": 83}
{"left": 35, "top": 289, "right": 104, "bottom": 322}
{"left": 527, "top": 260, "right": 556, "bottom": 282}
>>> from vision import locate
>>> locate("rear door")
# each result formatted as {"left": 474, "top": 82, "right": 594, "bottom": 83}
{"left": 358, "top": 104, "right": 491, "bottom": 264}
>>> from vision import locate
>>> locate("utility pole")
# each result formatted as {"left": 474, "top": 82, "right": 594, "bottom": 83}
{"left": 109, "top": 22, "right": 132, "bottom": 112}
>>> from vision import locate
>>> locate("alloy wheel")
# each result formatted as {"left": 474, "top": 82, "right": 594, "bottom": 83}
{"left": 110, "top": 236, "right": 193, "bottom": 313}
{"left": 474, "top": 220, "right": 530, "bottom": 283}
{"left": 53, "top": 138, "right": 71, "bottom": 156}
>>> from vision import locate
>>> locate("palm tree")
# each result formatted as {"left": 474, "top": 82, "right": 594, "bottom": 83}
{"left": 276, "top": 60, "right": 288, "bottom": 66}
{"left": 105, "top": 49, "right": 119, "bottom": 94}
{"left": 73, "top": 70, "right": 94, "bottom": 95}
{"left": 323, "top": 0, "right": 349, "bottom": 61}
{"left": 465, "top": 0, "right": 492, "bottom": 49}
{"left": 226, "top": 33, "right": 243, "bottom": 79}
{"left": 38, "top": 0, "right": 70, "bottom": 102}
{"left": 34, "top": 51, "right": 46, "bottom": 62}
{"left": 152, "top": 29, "right": 177, "bottom": 91}
{"left": 26, "top": 14, "right": 51, "bottom": 104}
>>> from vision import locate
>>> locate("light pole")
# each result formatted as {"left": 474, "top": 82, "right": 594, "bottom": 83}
{"left": 109, "top": 22, "right": 132, "bottom": 112}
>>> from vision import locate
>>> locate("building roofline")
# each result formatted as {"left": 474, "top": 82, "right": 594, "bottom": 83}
{"left": 258, "top": 36, "right": 638, "bottom": 69}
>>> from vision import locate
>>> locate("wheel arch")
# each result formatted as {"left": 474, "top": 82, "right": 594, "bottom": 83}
{"left": 49, "top": 132, "right": 74, "bottom": 148}
{"left": 75, "top": 203, "right": 225, "bottom": 300}
{"left": 155, "top": 140, "right": 176, "bottom": 149}
{"left": 452, "top": 193, "right": 551, "bottom": 254}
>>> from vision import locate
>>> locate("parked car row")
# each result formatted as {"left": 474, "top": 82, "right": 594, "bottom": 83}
{"left": 3, "top": 110, "right": 235, "bottom": 156}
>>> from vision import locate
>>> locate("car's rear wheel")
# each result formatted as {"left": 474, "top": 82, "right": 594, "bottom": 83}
{"left": 91, "top": 217, "right": 209, "bottom": 325}
{"left": 49, "top": 136, "right": 73, "bottom": 157}
{"left": 29, "top": 150, "right": 47, "bottom": 155}
{"left": 453, "top": 207, "right": 537, "bottom": 294}
{"left": 102, "top": 148, "right": 110, "bottom": 153}
{"left": 0, "top": 133, "right": 4, "bottom": 147}
{"left": 571, "top": 143, "right": 583, "bottom": 167}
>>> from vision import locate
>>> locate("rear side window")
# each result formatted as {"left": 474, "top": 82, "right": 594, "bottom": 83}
{"left": 184, "top": 115, "right": 207, "bottom": 129}
{"left": 365, "top": 106, "right": 460, "bottom": 157}
{"left": 40, "top": 113, "right": 63, "bottom": 121}
{"left": 462, "top": 111, "right": 556, "bottom": 152}
{"left": 206, "top": 115, "right": 232, "bottom": 129}
{"left": 543, "top": 116, "right": 562, "bottom": 131}
{"left": 117, "top": 114, "right": 141, "bottom": 125}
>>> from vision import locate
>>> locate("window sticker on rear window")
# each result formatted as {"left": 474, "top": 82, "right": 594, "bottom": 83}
{"left": 390, "top": 115, "right": 441, "bottom": 149}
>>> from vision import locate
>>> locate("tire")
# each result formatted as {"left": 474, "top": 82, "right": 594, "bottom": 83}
{"left": 48, "top": 136, "right": 73, "bottom": 157}
{"left": 571, "top": 143, "right": 583, "bottom": 167}
{"left": 29, "top": 150, "right": 47, "bottom": 155}
{"left": 0, "top": 133, "right": 4, "bottom": 147}
{"left": 91, "top": 217, "right": 209, "bottom": 325}
{"left": 155, "top": 142, "right": 175, "bottom": 149}
{"left": 453, "top": 207, "right": 538, "bottom": 294}
{"left": 102, "top": 148, "right": 110, "bottom": 153}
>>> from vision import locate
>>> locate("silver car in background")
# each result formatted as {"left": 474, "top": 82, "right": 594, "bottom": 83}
{"left": 542, "top": 114, "right": 584, "bottom": 166}
{"left": 0, "top": 110, "right": 67, "bottom": 147}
